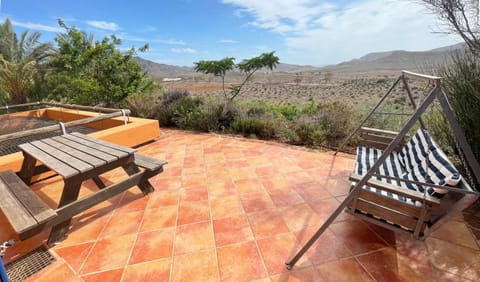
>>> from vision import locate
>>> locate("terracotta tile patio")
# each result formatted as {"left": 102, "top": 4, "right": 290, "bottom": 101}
{"left": 1, "top": 129, "right": 479, "bottom": 281}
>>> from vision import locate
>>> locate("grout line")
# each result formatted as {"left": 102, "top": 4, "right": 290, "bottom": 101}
{"left": 168, "top": 153, "right": 183, "bottom": 282}
{"left": 353, "top": 255, "right": 378, "bottom": 282}
{"left": 118, "top": 194, "right": 151, "bottom": 282}
{"left": 203, "top": 142, "right": 223, "bottom": 282}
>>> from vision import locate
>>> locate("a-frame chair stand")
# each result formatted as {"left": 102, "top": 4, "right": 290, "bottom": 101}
{"left": 285, "top": 71, "right": 480, "bottom": 269}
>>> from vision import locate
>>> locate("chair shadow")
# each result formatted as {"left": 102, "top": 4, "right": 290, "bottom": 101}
{"left": 286, "top": 153, "right": 342, "bottom": 272}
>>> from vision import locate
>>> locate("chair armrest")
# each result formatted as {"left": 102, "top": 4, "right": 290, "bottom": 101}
{"left": 349, "top": 173, "right": 441, "bottom": 206}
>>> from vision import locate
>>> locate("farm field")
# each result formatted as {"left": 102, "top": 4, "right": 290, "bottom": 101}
{"left": 161, "top": 74, "right": 429, "bottom": 106}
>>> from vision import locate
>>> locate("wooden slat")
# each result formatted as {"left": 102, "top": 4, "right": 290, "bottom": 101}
{"left": 360, "top": 127, "right": 399, "bottom": 137}
{"left": 134, "top": 154, "right": 167, "bottom": 171}
{"left": 353, "top": 199, "right": 419, "bottom": 230}
{"left": 0, "top": 171, "right": 56, "bottom": 238}
{"left": 42, "top": 138, "right": 107, "bottom": 168}
{"left": 18, "top": 143, "right": 78, "bottom": 178}
{"left": 71, "top": 132, "right": 135, "bottom": 154}
{"left": 0, "top": 171, "right": 56, "bottom": 224}
{"left": 63, "top": 134, "right": 131, "bottom": 158}
{"left": 356, "top": 188, "right": 426, "bottom": 219}
{"left": 350, "top": 173, "right": 441, "bottom": 206}
{"left": 359, "top": 140, "right": 389, "bottom": 151}
{"left": 346, "top": 210, "right": 418, "bottom": 237}
{"left": 360, "top": 132, "right": 396, "bottom": 144}
{"left": 52, "top": 136, "right": 118, "bottom": 163}
{"left": 31, "top": 140, "right": 93, "bottom": 173}
{"left": 0, "top": 174, "right": 37, "bottom": 234}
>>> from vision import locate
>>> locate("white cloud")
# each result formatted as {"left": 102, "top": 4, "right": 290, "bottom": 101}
{"left": 87, "top": 20, "right": 119, "bottom": 31}
{"left": 11, "top": 20, "right": 62, "bottom": 32}
{"left": 219, "top": 39, "right": 238, "bottom": 43}
{"left": 223, "top": 0, "right": 461, "bottom": 65}
{"left": 171, "top": 47, "right": 197, "bottom": 54}
{"left": 223, "top": 0, "right": 334, "bottom": 33}
{"left": 145, "top": 25, "right": 157, "bottom": 32}
{"left": 156, "top": 39, "right": 186, "bottom": 45}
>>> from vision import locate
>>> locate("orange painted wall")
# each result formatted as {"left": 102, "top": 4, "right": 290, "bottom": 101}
{"left": 0, "top": 108, "right": 160, "bottom": 173}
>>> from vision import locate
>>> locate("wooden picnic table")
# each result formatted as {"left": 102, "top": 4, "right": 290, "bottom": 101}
{"left": 15, "top": 132, "right": 165, "bottom": 245}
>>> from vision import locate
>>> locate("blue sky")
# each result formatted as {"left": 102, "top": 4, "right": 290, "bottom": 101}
{"left": 0, "top": 0, "right": 461, "bottom": 66}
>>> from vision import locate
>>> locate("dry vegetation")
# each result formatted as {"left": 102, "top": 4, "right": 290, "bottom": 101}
{"left": 161, "top": 72, "right": 430, "bottom": 106}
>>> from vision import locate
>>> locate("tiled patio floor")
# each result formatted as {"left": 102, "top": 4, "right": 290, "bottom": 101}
{"left": 1, "top": 129, "right": 479, "bottom": 281}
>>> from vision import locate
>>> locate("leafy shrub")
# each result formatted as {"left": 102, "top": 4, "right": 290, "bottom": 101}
{"left": 277, "top": 127, "right": 300, "bottom": 144}
{"left": 171, "top": 95, "right": 203, "bottom": 129}
{"left": 271, "top": 102, "right": 300, "bottom": 121}
{"left": 156, "top": 89, "right": 190, "bottom": 126}
{"left": 292, "top": 118, "right": 328, "bottom": 146}
{"left": 432, "top": 51, "right": 480, "bottom": 187}
{"left": 230, "top": 115, "right": 277, "bottom": 139}
{"left": 124, "top": 91, "right": 160, "bottom": 118}
{"left": 315, "top": 101, "right": 358, "bottom": 144}
{"left": 190, "top": 100, "right": 225, "bottom": 132}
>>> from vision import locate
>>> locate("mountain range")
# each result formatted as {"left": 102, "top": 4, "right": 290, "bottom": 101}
{"left": 134, "top": 43, "right": 465, "bottom": 79}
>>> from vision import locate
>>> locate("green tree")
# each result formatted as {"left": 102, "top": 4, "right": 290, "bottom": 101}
{"left": 46, "top": 20, "right": 151, "bottom": 106}
{"left": 0, "top": 18, "right": 53, "bottom": 104}
{"left": 194, "top": 57, "right": 234, "bottom": 100}
{"left": 194, "top": 51, "right": 279, "bottom": 103}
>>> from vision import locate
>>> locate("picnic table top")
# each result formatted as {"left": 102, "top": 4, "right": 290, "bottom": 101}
{"left": 18, "top": 132, "right": 136, "bottom": 179}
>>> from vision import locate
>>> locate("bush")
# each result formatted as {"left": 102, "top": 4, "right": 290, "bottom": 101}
{"left": 156, "top": 89, "right": 190, "bottom": 127}
{"left": 172, "top": 95, "right": 203, "bottom": 129}
{"left": 432, "top": 51, "right": 480, "bottom": 187}
{"left": 124, "top": 91, "right": 160, "bottom": 118}
{"left": 292, "top": 118, "right": 328, "bottom": 146}
{"left": 315, "top": 101, "right": 359, "bottom": 144}
{"left": 277, "top": 127, "right": 300, "bottom": 144}
{"left": 189, "top": 100, "right": 225, "bottom": 132}
{"left": 156, "top": 93, "right": 358, "bottom": 148}
{"left": 230, "top": 115, "right": 278, "bottom": 139}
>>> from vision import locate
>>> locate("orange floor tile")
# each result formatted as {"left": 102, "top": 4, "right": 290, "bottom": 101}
{"left": 1, "top": 128, "right": 478, "bottom": 281}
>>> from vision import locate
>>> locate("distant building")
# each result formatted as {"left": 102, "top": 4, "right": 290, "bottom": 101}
{"left": 162, "top": 78, "right": 183, "bottom": 82}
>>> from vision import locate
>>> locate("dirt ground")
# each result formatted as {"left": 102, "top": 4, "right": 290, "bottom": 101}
{"left": 163, "top": 74, "right": 432, "bottom": 107}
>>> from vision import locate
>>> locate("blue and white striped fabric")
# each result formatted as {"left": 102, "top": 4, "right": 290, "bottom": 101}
{"left": 355, "top": 146, "right": 408, "bottom": 203}
{"left": 398, "top": 129, "right": 431, "bottom": 172}
{"left": 401, "top": 146, "right": 461, "bottom": 198}
{"left": 354, "top": 128, "right": 461, "bottom": 205}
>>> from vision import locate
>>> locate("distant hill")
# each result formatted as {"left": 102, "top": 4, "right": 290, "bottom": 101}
{"left": 318, "top": 43, "right": 465, "bottom": 76}
{"left": 134, "top": 57, "right": 194, "bottom": 78}
{"left": 134, "top": 56, "right": 317, "bottom": 78}
{"left": 134, "top": 43, "right": 465, "bottom": 79}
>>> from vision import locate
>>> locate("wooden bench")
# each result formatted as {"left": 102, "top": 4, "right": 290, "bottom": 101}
{"left": 0, "top": 170, "right": 57, "bottom": 240}
{"left": 348, "top": 128, "right": 472, "bottom": 238}
{"left": 134, "top": 154, "right": 167, "bottom": 172}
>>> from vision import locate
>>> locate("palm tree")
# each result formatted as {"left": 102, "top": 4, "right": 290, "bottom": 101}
{"left": 0, "top": 18, "right": 53, "bottom": 104}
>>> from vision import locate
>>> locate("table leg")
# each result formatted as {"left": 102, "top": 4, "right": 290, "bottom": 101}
{"left": 47, "top": 178, "right": 82, "bottom": 245}
{"left": 122, "top": 163, "right": 155, "bottom": 195}
{"left": 18, "top": 153, "right": 36, "bottom": 185}
{"left": 92, "top": 176, "right": 106, "bottom": 189}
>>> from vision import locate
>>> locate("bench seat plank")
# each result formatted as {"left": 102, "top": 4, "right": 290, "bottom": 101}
{"left": 0, "top": 171, "right": 56, "bottom": 237}
{"left": 134, "top": 154, "right": 167, "bottom": 171}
